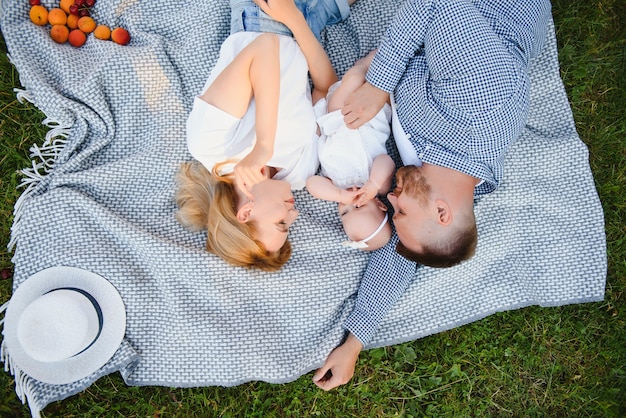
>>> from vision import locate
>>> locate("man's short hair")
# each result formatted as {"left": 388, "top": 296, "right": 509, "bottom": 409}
{"left": 396, "top": 214, "right": 478, "bottom": 268}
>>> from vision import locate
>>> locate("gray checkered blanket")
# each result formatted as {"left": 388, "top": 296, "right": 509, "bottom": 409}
{"left": 0, "top": 0, "right": 607, "bottom": 416}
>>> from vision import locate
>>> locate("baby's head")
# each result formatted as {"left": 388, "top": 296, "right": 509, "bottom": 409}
{"left": 339, "top": 197, "right": 392, "bottom": 251}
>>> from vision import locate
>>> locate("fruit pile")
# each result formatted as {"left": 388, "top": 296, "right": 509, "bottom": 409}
{"left": 29, "top": 0, "right": 130, "bottom": 47}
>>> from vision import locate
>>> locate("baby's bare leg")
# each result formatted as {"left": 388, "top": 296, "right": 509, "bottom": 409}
{"left": 327, "top": 50, "right": 377, "bottom": 112}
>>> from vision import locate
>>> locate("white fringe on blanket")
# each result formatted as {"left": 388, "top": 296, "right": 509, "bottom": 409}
{"left": 0, "top": 302, "right": 42, "bottom": 418}
{"left": 8, "top": 107, "right": 70, "bottom": 251}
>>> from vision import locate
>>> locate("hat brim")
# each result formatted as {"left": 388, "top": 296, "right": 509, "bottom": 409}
{"left": 4, "top": 266, "right": 126, "bottom": 385}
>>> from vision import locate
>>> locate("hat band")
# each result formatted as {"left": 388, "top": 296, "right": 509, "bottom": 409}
{"left": 51, "top": 287, "right": 104, "bottom": 357}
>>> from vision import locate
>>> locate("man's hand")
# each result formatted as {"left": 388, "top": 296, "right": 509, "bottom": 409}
{"left": 342, "top": 81, "right": 389, "bottom": 129}
{"left": 313, "top": 333, "right": 363, "bottom": 390}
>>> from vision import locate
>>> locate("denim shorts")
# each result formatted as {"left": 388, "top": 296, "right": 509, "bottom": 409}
{"left": 230, "top": 0, "right": 350, "bottom": 42}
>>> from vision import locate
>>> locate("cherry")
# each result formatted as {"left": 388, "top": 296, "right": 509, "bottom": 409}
{"left": 0, "top": 268, "right": 12, "bottom": 280}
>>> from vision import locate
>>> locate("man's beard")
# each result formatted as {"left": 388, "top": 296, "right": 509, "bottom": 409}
{"left": 394, "top": 165, "right": 431, "bottom": 205}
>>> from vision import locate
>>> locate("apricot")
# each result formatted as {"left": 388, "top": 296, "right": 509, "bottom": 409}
{"left": 68, "top": 28, "right": 87, "bottom": 47}
{"left": 66, "top": 13, "right": 79, "bottom": 30}
{"left": 48, "top": 8, "right": 67, "bottom": 26}
{"left": 59, "top": 0, "right": 74, "bottom": 14}
{"left": 29, "top": 5, "right": 48, "bottom": 26}
{"left": 93, "top": 24, "right": 111, "bottom": 40}
{"left": 77, "top": 16, "right": 96, "bottom": 33}
{"left": 111, "top": 27, "right": 130, "bottom": 45}
{"left": 50, "top": 24, "right": 69, "bottom": 44}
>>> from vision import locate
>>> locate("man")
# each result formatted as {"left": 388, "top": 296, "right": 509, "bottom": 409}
{"left": 313, "top": 0, "right": 551, "bottom": 390}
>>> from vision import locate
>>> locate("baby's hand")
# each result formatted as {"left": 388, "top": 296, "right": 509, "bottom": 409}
{"left": 338, "top": 187, "right": 359, "bottom": 205}
{"left": 355, "top": 180, "right": 378, "bottom": 207}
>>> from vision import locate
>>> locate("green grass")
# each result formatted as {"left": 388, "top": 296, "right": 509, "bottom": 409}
{"left": 1, "top": 1, "right": 625, "bottom": 416}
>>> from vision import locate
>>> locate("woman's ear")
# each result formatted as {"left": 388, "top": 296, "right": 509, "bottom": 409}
{"left": 236, "top": 201, "right": 254, "bottom": 223}
{"left": 434, "top": 199, "right": 452, "bottom": 226}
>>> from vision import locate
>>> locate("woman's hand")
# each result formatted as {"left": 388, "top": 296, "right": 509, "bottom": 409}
{"left": 253, "top": 0, "right": 300, "bottom": 27}
{"left": 234, "top": 145, "right": 272, "bottom": 198}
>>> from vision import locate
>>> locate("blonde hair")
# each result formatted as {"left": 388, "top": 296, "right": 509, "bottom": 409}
{"left": 175, "top": 161, "right": 291, "bottom": 271}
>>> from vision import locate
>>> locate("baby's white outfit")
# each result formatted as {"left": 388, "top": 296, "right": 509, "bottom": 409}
{"left": 316, "top": 81, "right": 392, "bottom": 189}
{"left": 186, "top": 31, "right": 322, "bottom": 190}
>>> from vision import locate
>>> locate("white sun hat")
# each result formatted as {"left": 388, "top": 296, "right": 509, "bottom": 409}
{"left": 3, "top": 266, "right": 126, "bottom": 385}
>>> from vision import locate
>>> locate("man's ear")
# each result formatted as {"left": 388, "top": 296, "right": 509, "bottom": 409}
{"left": 434, "top": 199, "right": 452, "bottom": 226}
{"left": 236, "top": 201, "right": 254, "bottom": 223}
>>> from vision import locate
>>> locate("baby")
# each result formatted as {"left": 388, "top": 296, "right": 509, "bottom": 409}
{"left": 306, "top": 51, "right": 394, "bottom": 251}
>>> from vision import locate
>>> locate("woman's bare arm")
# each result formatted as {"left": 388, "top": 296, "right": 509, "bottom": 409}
{"left": 254, "top": 0, "right": 338, "bottom": 99}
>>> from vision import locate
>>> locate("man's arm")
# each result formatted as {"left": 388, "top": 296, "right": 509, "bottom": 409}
{"left": 314, "top": 232, "right": 417, "bottom": 390}
{"left": 327, "top": 50, "right": 376, "bottom": 112}
{"left": 342, "top": 0, "right": 432, "bottom": 128}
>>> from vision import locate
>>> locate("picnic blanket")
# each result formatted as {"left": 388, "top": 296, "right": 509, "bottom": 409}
{"left": 0, "top": 0, "right": 607, "bottom": 416}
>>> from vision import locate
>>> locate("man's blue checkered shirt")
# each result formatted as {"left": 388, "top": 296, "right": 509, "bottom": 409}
{"left": 344, "top": 0, "right": 551, "bottom": 345}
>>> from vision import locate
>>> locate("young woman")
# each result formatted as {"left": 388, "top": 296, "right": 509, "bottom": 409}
{"left": 176, "top": 0, "right": 350, "bottom": 271}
